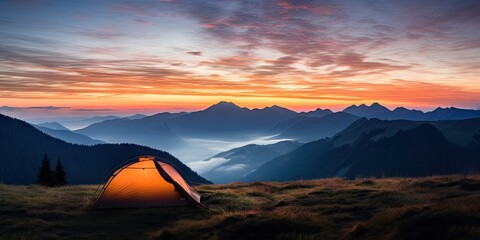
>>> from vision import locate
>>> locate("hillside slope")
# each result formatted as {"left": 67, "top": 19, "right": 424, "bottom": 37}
{"left": 1, "top": 176, "right": 479, "bottom": 239}
{"left": 245, "top": 118, "right": 480, "bottom": 181}
{"left": 75, "top": 116, "right": 186, "bottom": 151}
{"left": 0, "top": 114, "right": 209, "bottom": 185}
{"left": 34, "top": 125, "right": 105, "bottom": 145}
{"left": 200, "top": 141, "right": 302, "bottom": 183}
{"left": 276, "top": 112, "right": 359, "bottom": 142}
{"left": 36, "top": 122, "right": 69, "bottom": 130}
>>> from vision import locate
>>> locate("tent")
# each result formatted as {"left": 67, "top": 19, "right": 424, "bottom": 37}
{"left": 91, "top": 156, "right": 204, "bottom": 209}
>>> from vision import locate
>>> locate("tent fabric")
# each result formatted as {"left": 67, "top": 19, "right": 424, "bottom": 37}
{"left": 161, "top": 162, "right": 202, "bottom": 203}
{"left": 92, "top": 156, "right": 204, "bottom": 209}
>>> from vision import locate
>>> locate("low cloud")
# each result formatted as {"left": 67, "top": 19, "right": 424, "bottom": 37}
{"left": 214, "top": 164, "right": 248, "bottom": 173}
{"left": 187, "top": 157, "right": 230, "bottom": 174}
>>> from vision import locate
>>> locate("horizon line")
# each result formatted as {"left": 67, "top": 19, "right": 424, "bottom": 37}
{"left": 1, "top": 101, "right": 479, "bottom": 121}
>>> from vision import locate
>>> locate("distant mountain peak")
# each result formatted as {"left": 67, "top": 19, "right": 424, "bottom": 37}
{"left": 393, "top": 107, "right": 423, "bottom": 113}
{"left": 343, "top": 104, "right": 358, "bottom": 112}
{"left": 263, "top": 105, "right": 291, "bottom": 111}
{"left": 347, "top": 102, "right": 386, "bottom": 109}
{"left": 308, "top": 107, "right": 331, "bottom": 113}
{"left": 369, "top": 102, "right": 389, "bottom": 110}
{"left": 434, "top": 106, "right": 461, "bottom": 111}
{"left": 206, "top": 101, "right": 242, "bottom": 111}
{"left": 297, "top": 108, "right": 333, "bottom": 118}
{"left": 36, "top": 122, "right": 69, "bottom": 131}
{"left": 217, "top": 101, "right": 236, "bottom": 106}
{"left": 430, "top": 107, "right": 467, "bottom": 114}
{"left": 216, "top": 101, "right": 239, "bottom": 107}
{"left": 342, "top": 102, "right": 391, "bottom": 118}
{"left": 343, "top": 103, "right": 372, "bottom": 112}
{"left": 128, "top": 114, "right": 147, "bottom": 120}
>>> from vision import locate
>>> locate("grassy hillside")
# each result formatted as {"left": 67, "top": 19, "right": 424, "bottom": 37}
{"left": 0, "top": 114, "right": 209, "bottom": 185}
{"left": 1, "top": 176, "right": 480, "bottom": 239}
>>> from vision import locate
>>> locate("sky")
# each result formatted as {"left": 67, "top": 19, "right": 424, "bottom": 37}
{"left": 1, "top": 0, "right": 479, "bottom": 118}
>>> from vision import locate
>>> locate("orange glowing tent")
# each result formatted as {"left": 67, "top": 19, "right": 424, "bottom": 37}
{"left": 91, "top": 156, "right": 204, "bottom": 209}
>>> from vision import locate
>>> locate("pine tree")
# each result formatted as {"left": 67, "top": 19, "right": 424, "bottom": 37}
{"left": 37, "top": 154, "right": 54, "bottom": 186}
{"left": 55, "top": 158, "right": 67, "bottom": 186}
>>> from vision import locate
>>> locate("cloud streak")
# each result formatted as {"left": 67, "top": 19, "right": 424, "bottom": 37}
{"left": 0, "top": 106, "right": 70, "bottom": 111}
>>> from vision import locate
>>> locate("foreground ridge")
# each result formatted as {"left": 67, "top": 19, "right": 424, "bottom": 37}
{"left": 1, "top": 175, "right": 479, "bottom": 239}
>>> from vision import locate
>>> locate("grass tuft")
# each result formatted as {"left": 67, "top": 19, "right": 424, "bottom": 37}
{"left": 1, "top": 175, "right": 480, "bottom": 239}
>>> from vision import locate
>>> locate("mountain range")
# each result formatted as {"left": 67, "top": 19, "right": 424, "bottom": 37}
{"left": 34, "top": 125, "right": 105, "bottom": 146}
{"left": 244, "top": 118, "right": 480, "bottom": 181}
{"left": 50, "top": 114, "right": 148, "bottom": 130}
{"left": 75, "top": 113, "right": 187, "bottom": 151}
{"left": 74, "top": 101, "right": 303, "bottom": 154}
{"left": 3, "top": 101, "right": 480, "bottom": 185}
{"left": 165, "top": 101, "right": 298, "bottom": 138}
{"left": 57, "top": 101, "right": 480, "bottom": 166}
{"left": 57, "top": 115, "right": 121, "bottom": 130}
{"left": 343, "top": 102, "right": 480, "bottom": 120}
{"left": 36, "top": 122, "right": 70, "bottom": 131}
{"left": 274, "top": 112, "right": 360, "bottom": 142}
{"left": 71, "top": 102, "right": 480, "bottom": 155}
{"left": 0, "top": 114, "right": 209, "bottom": 185}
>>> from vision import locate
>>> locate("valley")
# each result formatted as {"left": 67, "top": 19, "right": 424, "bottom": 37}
{"left": 2, "top": 102, "right": 480, "bottom": 185}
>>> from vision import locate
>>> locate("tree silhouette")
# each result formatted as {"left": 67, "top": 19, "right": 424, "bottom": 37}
{"left": 37, "top": 155, "right": 68, "bottom": 187}
{"left": 55, "top": 158, "right": 67, "bottom": 186}
{"left": 37, "top": 154, "right": 55, "bottom": 186}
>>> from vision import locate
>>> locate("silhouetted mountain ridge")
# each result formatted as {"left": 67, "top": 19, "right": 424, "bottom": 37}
{"left": 244, "top": 118, "right": 480, "bottom": 181}
{"left": 36, "top": 122, "right": 69, "bottom": 131}
{"left": 34, "top": 125, "right": 105, "bottom": 146}
{"left": 62, "top": 101, "right": 480, "bottom": 165}
{"left": 275, "top": 112, "right": 360, "bottom": 142}
{"left": 299, "top": 108, "right": 333, "bottom": 118}
{"left": 77, "top": 101, "right": 301, "bottom": 142}
{"left": 342, "top": 103, "right": 480, "bottom": 120}
{"left": 343, "top": 102, "right": 390, "bottom": 119}
{"left": 0, "top": 114, "right": 209, "bottom": 185}
{"left": 75, "top": 116, "right": 186, "bottom": 151}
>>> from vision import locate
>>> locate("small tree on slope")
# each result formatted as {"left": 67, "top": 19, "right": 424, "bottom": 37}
{"left": 37, "top": 154, "right": 55, "bottom": 186}
{"left": 55, "top": 158, "right": 67, "bottom": 186}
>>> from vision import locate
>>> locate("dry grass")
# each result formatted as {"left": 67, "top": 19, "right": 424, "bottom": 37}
{"left": 1, "top": 175, "right": 480, "bottom": 239}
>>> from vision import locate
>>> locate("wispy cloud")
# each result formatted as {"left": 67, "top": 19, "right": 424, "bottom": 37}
{"left": 0, "top": 106, "right": 116, "bottom": 112}
{"left": 73, "top": 108, "right": 114, "bottom": 112}
{"left": 0, "top": 106, "right": 70, "bottom": 111}
{"left": 0, "top": 0, "right": 479, "bottom": 111}
{"left": 186, "top": 51, "right": 202, "bottom": 56}
{"left": 81, "top": 28, "right": 125, "bottom": 40}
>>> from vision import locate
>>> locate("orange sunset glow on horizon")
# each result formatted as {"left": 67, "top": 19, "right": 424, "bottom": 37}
{"left": 1, "top": 0, "right": 479, "bottom": 118}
